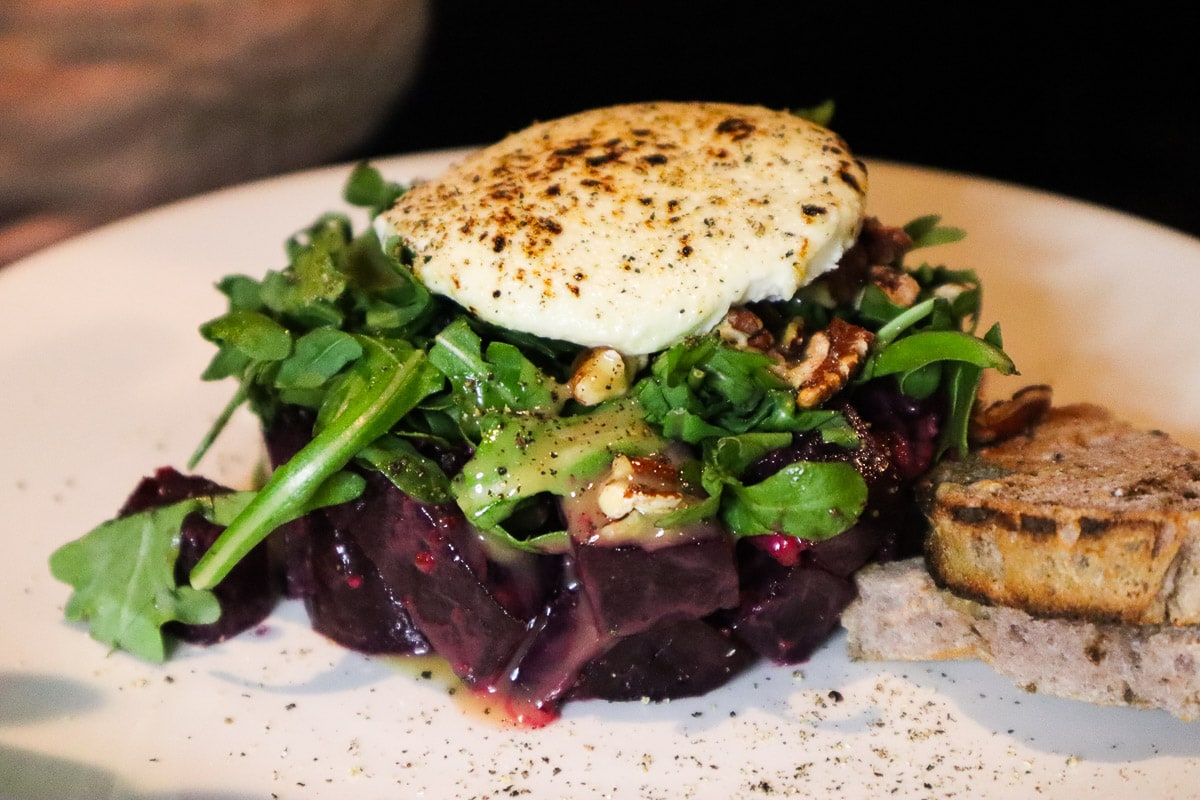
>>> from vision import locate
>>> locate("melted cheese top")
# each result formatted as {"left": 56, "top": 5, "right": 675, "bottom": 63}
{"left": 377, "top": 102, "right": 868, "bottom": 355}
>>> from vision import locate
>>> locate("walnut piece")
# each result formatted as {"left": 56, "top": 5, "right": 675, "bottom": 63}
{"left": 596, "top": 455, "right": 685, "bottom": 521}
{"left": 868, "top": 265, "right": 920, "bottom": 307}
{"left": 718, "top": 307, "right": 775, "bottom": 350}
{"left": 570, "top": 347, "right": 632, "bottom": 406}
{"left": 970, "top": 384, "right": 1054, "bottom": 444}
{"left": 773, "top": 317, "right": 875, "bottom": 408}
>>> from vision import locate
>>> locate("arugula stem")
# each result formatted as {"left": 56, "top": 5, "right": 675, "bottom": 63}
{"left": 190, "top": 341, "right": 440, "bottom": 590}
{"left": 187, "top": 383, "right": 247, "bottom": 470}
{"left": 872, "top": 298, "right": 934, "bottom": 348}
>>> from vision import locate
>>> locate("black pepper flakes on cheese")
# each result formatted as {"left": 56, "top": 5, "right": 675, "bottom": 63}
{"left": 377, "top": 102, "right": 867, "bottom": 355}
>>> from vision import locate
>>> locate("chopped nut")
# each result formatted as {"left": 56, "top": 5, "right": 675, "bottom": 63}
{"left": 868, "top": 265, "right": 920, "bottom": 307}
{"left": 570, "top": 347, "right": 632, "bottom": 406}
{"left": 596, "top": 455, "right": 685, "bottom": 520}
{"left": 933, "top": 283, "right": 970, "bottom": 303}
{"left": 776, "top": 317, "right": 807, "bottom": 359}
{"left": 970, "top": 385, "right": 1054, "bottom": 444}
{"left": 772, "top": 318, "right": 874, "bottom": 408}
{"left": 718, "top": 307, "right": 774, "bottom": 351}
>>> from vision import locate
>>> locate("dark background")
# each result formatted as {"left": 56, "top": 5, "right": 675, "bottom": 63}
{"left": 358, "top": 2, "right": 1200, "bottom": 238}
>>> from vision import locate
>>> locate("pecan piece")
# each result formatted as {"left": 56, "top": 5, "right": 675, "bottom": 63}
{"left": 774, "top": 317, "right": 875, "bottom": 408}
{"left": 570, "top": 347, "right": 632, "bottom": 406}
{"left": 718, "top": 306, "right": 774, "bottom": 351}
{"left": 868, "top": 265, "right": 920, "bottom": 307}
{"left": 596, "top": 455, "right": 685, "bottom": 521}
{"left": 970, "top": 384, "right": 1054, "bottom": 444}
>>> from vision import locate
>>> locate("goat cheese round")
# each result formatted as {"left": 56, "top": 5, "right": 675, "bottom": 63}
{"left": 377, "top": 102, "right": 868, "bottom": 355}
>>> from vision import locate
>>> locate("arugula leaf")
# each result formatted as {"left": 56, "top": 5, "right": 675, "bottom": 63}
{"left": 866, "top": 329, "right": 1015, "bottom": 383}
{"left": 903, "top": 215, "right": 966, "bottom": 250}
{"left": 343, "top": 161, "right": 407, "bottom": 219}
{"left": 721, "top": 460, "right": 867, "bottom": 539}
{"left": 452, "top": 399, "right": 665, "bottom": 547}
{"left": 200, "top": 310, "right": 292, "bottom": 367}
{"left": 49, "top": 493, "right": 251, "bottom": 662}
{"left": 357, "top": 434, "right": 453, "bottom": 504}
{"left": 429, "top": 317, "right": 563, "bottom": 440}
{"left": 791, "top": 99, "right": 836, "bottom": 127}
{"left": 190, "top": 337, "right": 444, "bottom": 590}
{"left": 633, "top": 336, "right": 838, "bottom": 442}
{"left": 51, "top": 473, "right": 367, "bottom": 662}
{"left": 656, "top": 430, "right": 866, "bottom": 539}
{"left": 937, "top": 322, "right": 1006, "bottom": 457}
{"left": 274, "top": 329, "right": 363, "bottom": 390}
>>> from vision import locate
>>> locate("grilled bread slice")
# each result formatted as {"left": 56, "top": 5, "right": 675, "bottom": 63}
{"left": 922, "top": 404, "right": 1200, "bottom": 626}
{"left": 842, "top": 558, "right": 1200, "bottom": 720}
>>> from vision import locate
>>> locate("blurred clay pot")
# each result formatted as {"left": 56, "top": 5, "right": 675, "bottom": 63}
{"left": 0, "top": 0, "right": 430, "bottom": 263}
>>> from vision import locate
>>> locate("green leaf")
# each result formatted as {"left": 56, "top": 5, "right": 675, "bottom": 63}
{"left": 190, "top": 337, "right": 444, "bottom": 590}
{"left": 275, "top": 329, "right": 363, "bottom": 390}
{"left": 49, "top": 497, "right": 243, "bottom": 662}
{"left": 937, "top": 322, "right": 1006, "bottom": 457}
{"left": 791, "top": 99, "right": 836, "bottom": 127}
{"left": 50, "top": 474, "right": 366, "bottom": 662}
{"left": 722, "top": 461, "right": 868, "bottom": 540}
{"left": 871, "top": 298, "right": 936, "bottom": 349}
{"left": 188, "top": 384, "right": 248, "bottom": 469}
{"left": 429, "top": 317, "right": 562, "bottom": 439}
{"left": 343, "top": 162, "right": 406, "bottom": 218}
{"left": 869, "top": 329, "right": 1015, "bottom": 380}
{"left": 708, "top": 433, "right": 793, "bottom": 476}
{"left": 198, "top": 345, "right": 252, "bottom": 382}
{"left": 200, "top": 310, "right": 292, "bottom": 362}
{"left": 357, "top": 434, "right": 453, "bottom": 504}
{"left": 633, "top": 336, "right": 832, "bottom": 443}
{"left": 216, "top": 274, "right": 265, "bottom": 312}
{"left": 903, "top": 215, "right": 966, "bottom": 249}
{"left": 452, "top": 399, "right": 664, "bottom": 537}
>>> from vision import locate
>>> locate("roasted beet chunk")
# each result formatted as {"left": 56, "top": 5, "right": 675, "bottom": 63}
{"left": 488, "top": 572, "right": 612, "bottom": 726}
{"left": 334, "top": 471, "right": 555, "bottom": 685}
{"left": 572, "top": 618, "right": 756, "bottom": 702}
{"left": 486, "top": 539, "right": 750, "bottom": 722}
{"left": 571, "top": 536, "right": 740, "bottom": 636}
{"left": 171, "top": 510, "right": 277, "bottom": 645}
{"left": 287, "top": 508, "right": 430, "bottom": 655}
{"left": 118, "top": 465, "right": 229, "bottom": 516}
{"left": 120, "top": 466, "right": 278, "bottom": 645}
{"left": 728, "top": 544, "right": 858, "bottom": 664}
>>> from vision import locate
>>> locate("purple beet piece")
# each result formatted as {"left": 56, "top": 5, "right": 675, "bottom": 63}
{"left": 486, "top": 538, "right": 748, "bottom": 722}
{"left": 805, "top": 519, "right": 888, "bottom": 579}
{"left": 560, "top": 464, "right": 740, "bottom": 637}
{"left": 730, "top": 384, "right": 939, "bottom": 664}
{"left": 171, "top": 511, "right": 278, "bottom": 645}
{"left": 119, "top": 466, "right": 278, "bottom": 645}
{"left": 297, "top": 508, "right": 431, "bottom": 655}
{"left": 487, "top": 571, "right": 613, "bottom": 726}
{"left": 570, "top": 536, "right": 740, "bottom": 637}
{"left": 331, "top": 471, "right": 554, "bottom": 685}
{"left": 572, "top": 618, "right": 757, "bottom": 702}
{"left": 263, "top": 407, "right": 322, "bottom": 599}
{"left": 261, "top": 411, "right": 430, "bottom": 654}
{"left": 727, "top": 545, "right": 858, "bottom": 664}
{"left": 117, "top": 465, "right": 228, "bottom": 516}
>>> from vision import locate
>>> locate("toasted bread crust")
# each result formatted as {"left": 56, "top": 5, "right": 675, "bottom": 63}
{"left": 922, "top": 404, "right": 1200, "bottom": 625}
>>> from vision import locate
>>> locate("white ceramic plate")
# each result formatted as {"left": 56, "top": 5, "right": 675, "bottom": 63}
{"left": 2, "top": 151, "right": 1198, "bottom": 800}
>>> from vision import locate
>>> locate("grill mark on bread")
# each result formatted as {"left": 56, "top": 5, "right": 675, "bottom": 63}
{"left": 1020, "top": 515, "right": 1056, "bottom": 535}
{"left": 949, "top": 504, "right": 1015, "bottom": 528}
{"left": 1080, "top": 517, "right": 1114, "bottom": 535}
{"left": 923, "top": 403, "right": 1200, "bottom": 626}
